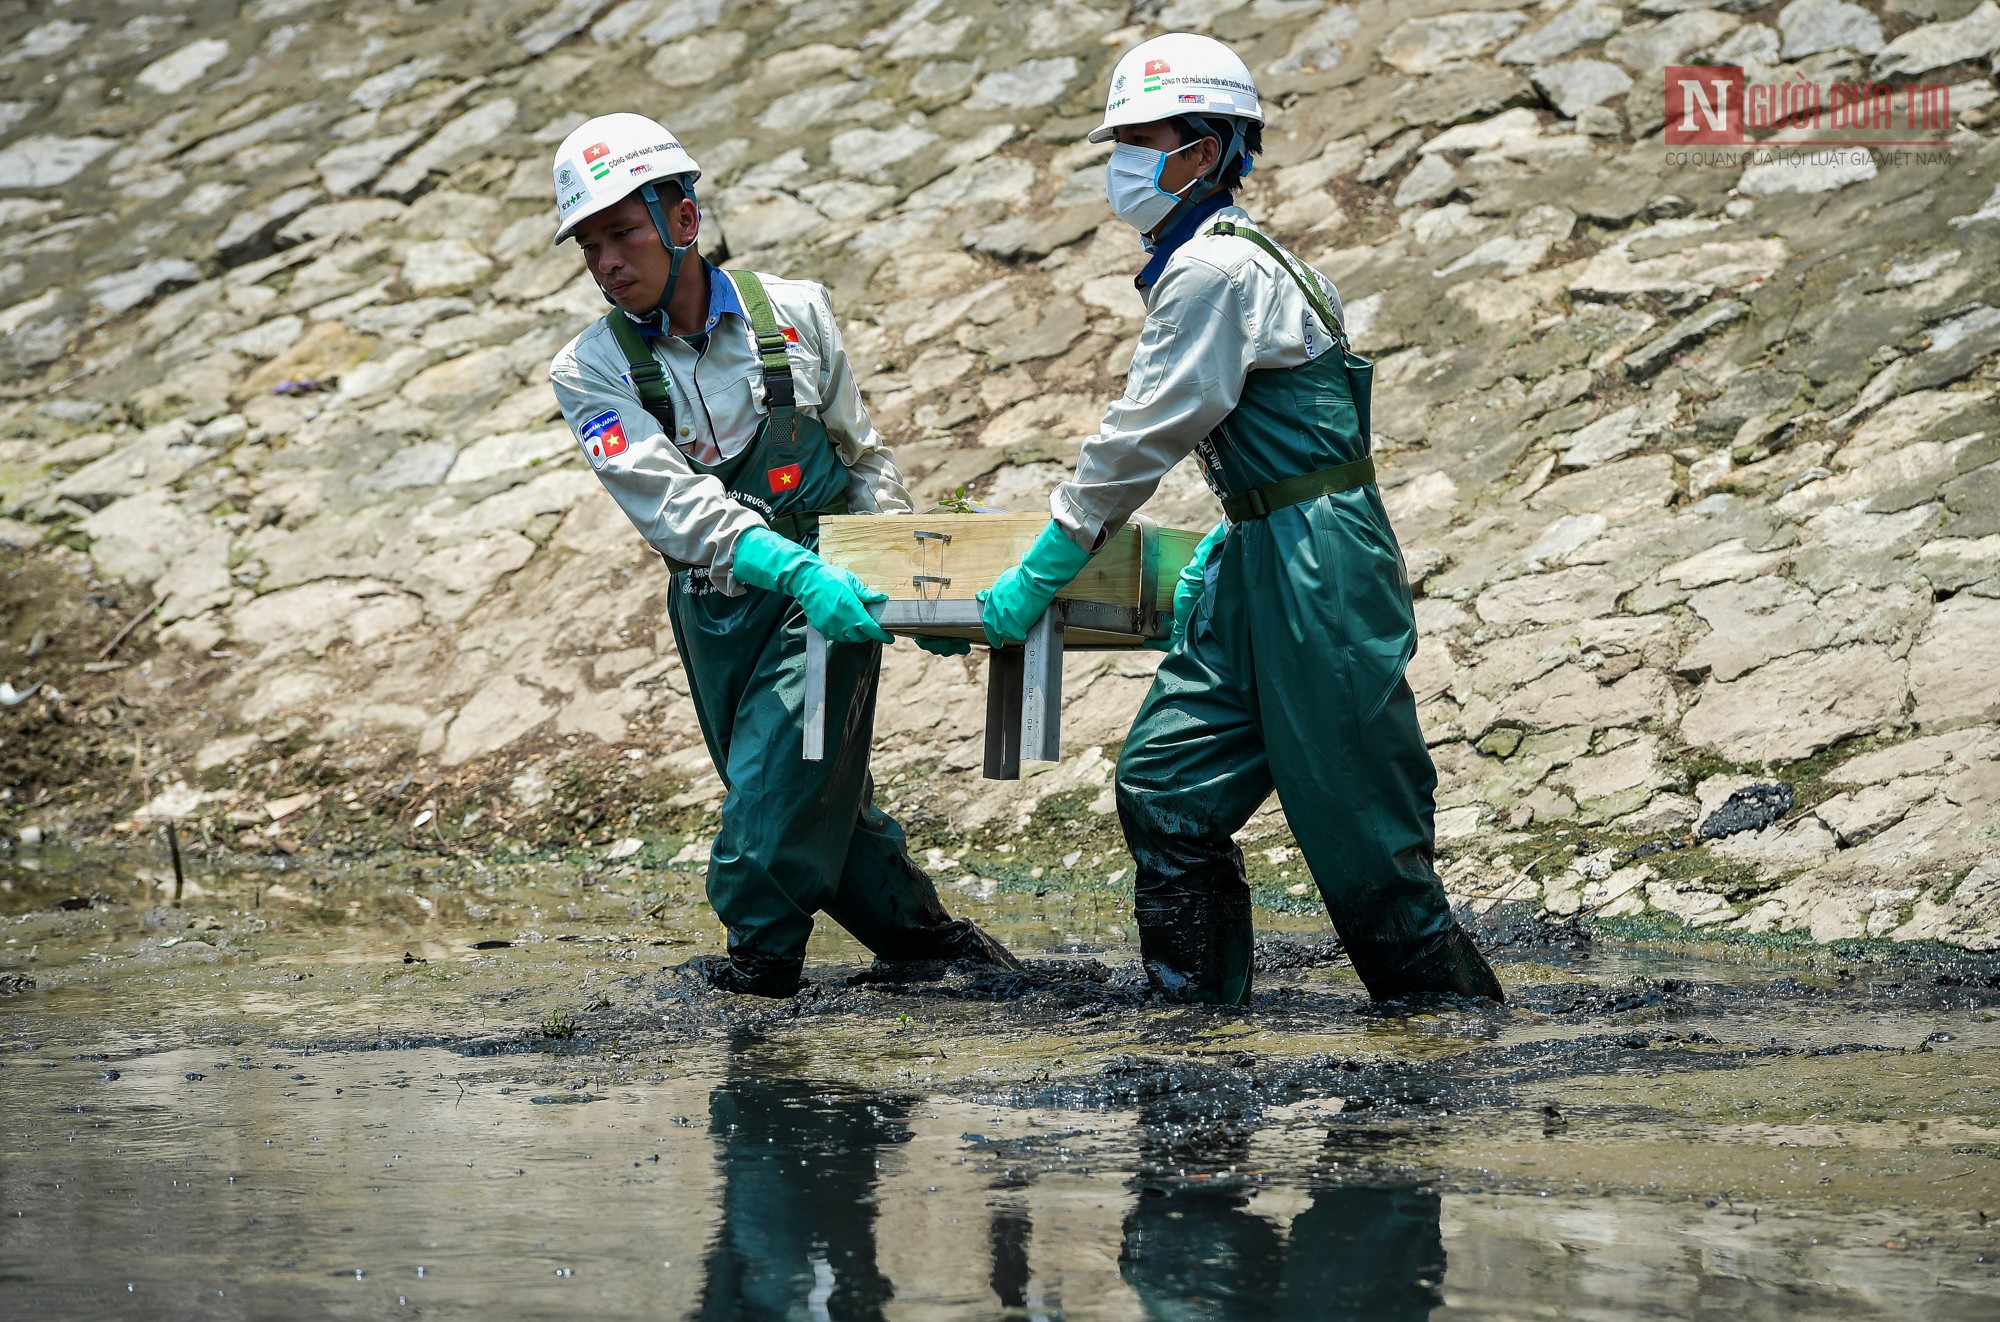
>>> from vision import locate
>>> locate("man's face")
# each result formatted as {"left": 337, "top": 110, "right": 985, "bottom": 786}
{"left": 1114, "top": 121, "right": 1220, "bottom": 200}
{"left": 573, "top": 193, "right": 696, "bottom": 315}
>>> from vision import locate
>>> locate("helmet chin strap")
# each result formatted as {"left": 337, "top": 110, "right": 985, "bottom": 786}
{"left": 622, "top": 179, "right": 698, "bottom": 326}
{"left": 1147, "top": 116, "right": 1251, "bottom": 247}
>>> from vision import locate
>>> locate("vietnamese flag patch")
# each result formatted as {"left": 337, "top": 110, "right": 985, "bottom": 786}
{"left": 780, "top": 326, "right": 800, "bottom": 345}
{"left": 579, "top": 408, "right": 628, "bottom": 471}
{"left": 767, "top": 463, "right": 802, "bottom": 493}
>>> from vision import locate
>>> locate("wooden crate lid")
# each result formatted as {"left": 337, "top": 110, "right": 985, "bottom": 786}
{"left": 819, "top": 513, "right": 1205, "bottom": 613}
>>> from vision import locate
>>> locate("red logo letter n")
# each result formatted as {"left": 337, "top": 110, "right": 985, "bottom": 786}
{"left": 1665, "top": 65, "right": 1744, "bottom": 144}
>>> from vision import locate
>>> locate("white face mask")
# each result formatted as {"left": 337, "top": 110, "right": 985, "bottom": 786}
{"left": 1104, "top": 140, "right": 1201, "bottom": 236}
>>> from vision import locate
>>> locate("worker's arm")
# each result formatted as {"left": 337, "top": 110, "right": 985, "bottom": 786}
{"left": 1048, "top": 254, "right": 1257, "bottom": 552}
{"left": 550, "top": 334, "right": 764, "bottom": 594}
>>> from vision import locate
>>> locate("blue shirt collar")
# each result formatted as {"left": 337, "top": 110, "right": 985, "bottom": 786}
{"left": 1136, "top": 192, "right": 1236, "bottom": 292}
{"left": 635, "top": 260, "right": 738, "bottom": 340}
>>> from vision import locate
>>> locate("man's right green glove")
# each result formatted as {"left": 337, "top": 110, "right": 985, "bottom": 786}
{"left": 1146, "top": 521, "right": 1228, "bottom": 652}
{"left": 730, "top": 525, "right": 893, "bottom": 645}
{"left": 977, "top": 521, "right": 1094, "bottom": 648}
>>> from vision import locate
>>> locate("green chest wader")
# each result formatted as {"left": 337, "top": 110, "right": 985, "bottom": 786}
{"left": 1113, "top": 222, "right": 1491, "bottom": 1005}
{"left": 600, "top": 270, "right": 956, "bottom": 969}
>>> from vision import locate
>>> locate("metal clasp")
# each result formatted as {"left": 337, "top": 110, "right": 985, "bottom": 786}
{"left": 912, "top": 529, "right": 953, "bottom": 600}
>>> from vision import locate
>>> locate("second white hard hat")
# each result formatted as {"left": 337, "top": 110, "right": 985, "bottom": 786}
{"left": 1091, "top": 33, "right": 1264, "bottom": 144}
{"left": 551, "top": 112, "right": 701, "bottom": 245}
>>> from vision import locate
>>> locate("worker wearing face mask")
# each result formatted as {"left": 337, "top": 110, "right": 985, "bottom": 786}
{"left": 977, "top": 35, "right": 1503, "bottom": 1006}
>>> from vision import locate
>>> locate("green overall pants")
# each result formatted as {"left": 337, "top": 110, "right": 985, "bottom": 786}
{"left": 615, "top": 272, "right": 958, "bottom": 969}
{"left": 1116, "top": 224, "right": 1462, "bottom": 1004}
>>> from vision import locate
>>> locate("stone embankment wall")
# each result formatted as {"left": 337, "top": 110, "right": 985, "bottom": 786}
{"left": 0, "top": 0, "right": 1996, "bottom": 943}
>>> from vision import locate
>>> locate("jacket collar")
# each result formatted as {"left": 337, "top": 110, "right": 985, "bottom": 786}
{"left": 632, "top": 260, "right": 738, "bottom": 339}
{"left": 1136, "top": 192, "right": 1236, "bottom": 292}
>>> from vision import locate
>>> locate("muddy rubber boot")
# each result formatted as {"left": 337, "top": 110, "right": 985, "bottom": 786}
{"left": 934, "top": 918, "right": 1026, "bottom": 972}
{"left": 857, "top": 920, "right": 1027, "bottom": 984}
{"left": 681, "top": 951, "right": 804, "bottom": 998}
{"left": 1367, "top": 924, "right": 1504, "bottom": 1004}
{"left": 1135, "top": 888, "right": 1254, "bottom": 1006}
{"left": 1435, "top": 925, "right": 1505, "bottom": 1002}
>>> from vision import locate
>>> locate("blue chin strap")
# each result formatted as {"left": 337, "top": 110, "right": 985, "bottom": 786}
{"left": 602, "top": 178, "right": 698, "bottom": 324}
{"left": 1144, "top": 115, "right": 1252, "bottom": 253}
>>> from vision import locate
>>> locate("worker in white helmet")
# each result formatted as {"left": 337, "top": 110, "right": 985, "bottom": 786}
{"left": 547, "top": 113, "right": 1019, "bottom": 997}
{"left": 978, "top": 35, "right": 1503, "bottom": 1006}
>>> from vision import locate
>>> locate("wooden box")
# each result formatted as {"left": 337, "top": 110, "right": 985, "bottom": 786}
{"left": 818, "top": 513, "right": 1206, "bottom": 645}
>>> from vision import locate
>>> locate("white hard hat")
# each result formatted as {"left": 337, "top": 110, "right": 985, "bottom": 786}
{"left": 1091, "top": 33, "right": 1264, "bottom": 144}
{"left": 551, "top": 112, "right": 701, "bottom": 244}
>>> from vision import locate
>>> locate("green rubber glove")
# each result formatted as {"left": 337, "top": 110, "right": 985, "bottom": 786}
{"left": 1152, "top": 524, "right": 1224, "bottom": 652}
{"left": 977, "top": 520, "right": 1093, "bottom": 648}
{"left": 730, "top": 525, "right": 893, "bottom": 645}
{"left": 915, "top": 637, "right": 971, "bottom": 656}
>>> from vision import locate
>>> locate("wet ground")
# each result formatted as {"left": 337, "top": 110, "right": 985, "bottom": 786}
{"left": 3, "top": 844, "right": 1999, "bottom": 1319}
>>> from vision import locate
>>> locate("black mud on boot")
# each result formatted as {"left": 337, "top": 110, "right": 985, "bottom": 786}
{"left": 1135, "top": 887, "right": 1255, "bottom": 1006}
{"left": 1367, "top": 924, "right": 1505, "bottom": 1005}
{"left": 1438, "top": 925, "right": 1506, "bottom": 1001}
{"left": 679, "top": 952, "right": 803, "bottom": 999}
{"left": 851, "top": 920, "right": 1026, "bottom": 987}
{"left": 934, "top": 918, "right": 1025, "bottom": 972}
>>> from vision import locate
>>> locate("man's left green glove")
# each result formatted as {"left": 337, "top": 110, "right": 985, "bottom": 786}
{"left": 977, "top": 520, "right": 1093, "bottom": 648}
{"left": 729, "top": 525, "right": 893, "bottom": 645}
{"left": 1145, "top": 520, "right": 1228, "bottom": 651}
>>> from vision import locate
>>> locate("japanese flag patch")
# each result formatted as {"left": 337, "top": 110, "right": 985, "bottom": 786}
{"left": 579, "top": 408, "right": 628, "bottom": 470}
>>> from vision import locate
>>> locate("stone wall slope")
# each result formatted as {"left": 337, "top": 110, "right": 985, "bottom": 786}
{"left": 1, "top": 0, "right": 1997, "bottom": 943}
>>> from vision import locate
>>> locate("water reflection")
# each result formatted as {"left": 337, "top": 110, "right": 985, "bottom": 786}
{"left": 1121, "top": 1102, "right": 1443, "bottom": 1322}
{"left": 689, "top": 1068, "right": 1445, "bottom": 1321}
{"left": 696, "top": 1063, "right": 904, "bottom": 1321}
{"left": 1123, "top": 1180, "right": 1443, "bottom": 1321}
{"left": 1, "top": 1038, "right": 1990, "bottom": 1319}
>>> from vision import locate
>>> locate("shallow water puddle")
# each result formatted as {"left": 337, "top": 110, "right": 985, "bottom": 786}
{"left": 4, "top": 1042, "right": 1996, "bottom": 1319}
{"left": 3, "top": 850, "right": 1999, "bottom": 1317}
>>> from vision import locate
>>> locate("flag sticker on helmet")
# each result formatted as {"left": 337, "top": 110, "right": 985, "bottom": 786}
{"left": 1143, "top": 58, "right": 1169, "bottom": 93}
{"left": 579, "top": 408, "right": 628, "bottom": 471}
{"left": 584, "top": 141, "right": 612, "bottom": 181}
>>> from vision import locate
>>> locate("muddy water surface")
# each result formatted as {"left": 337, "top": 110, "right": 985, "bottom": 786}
{"left": 3, "top": 847, "right": 1998, "bottom": 1319}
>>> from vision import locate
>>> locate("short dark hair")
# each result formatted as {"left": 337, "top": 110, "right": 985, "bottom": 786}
{"left": 641, "top": 176, "right": 688, "bottom": 207}
{"left": 1169, "top": 116, "right": 1263, "bottom": 192}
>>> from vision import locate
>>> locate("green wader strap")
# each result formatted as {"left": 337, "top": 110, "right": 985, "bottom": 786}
{"left": 724, "top": 269, "right": 797, "bottom": 451}
{"left": 1208, "top": 220, "right": 1350, "bottom": 352}
{"left": 1219, "top": 456, "right": 1377, "bottom": 522}
{"left": 1207, "top": 219, "right": 1376, "bottom": 523}
{"left": 602, "top": 310, "right": 676, "bottom": 436}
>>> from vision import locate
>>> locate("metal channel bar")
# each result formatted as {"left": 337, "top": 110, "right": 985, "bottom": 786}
{"left": 984, "top": 646, "right": 1023, "bottom": 780}
{"left": 1020, "top": 606, "right": 1063, "bottom": 764}
{"left": 802, "top": 625, "right": 828, "bottom": 762}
